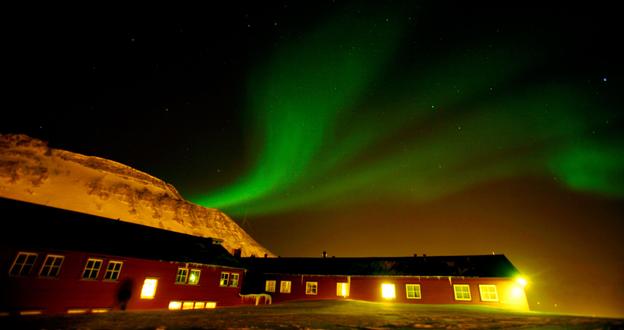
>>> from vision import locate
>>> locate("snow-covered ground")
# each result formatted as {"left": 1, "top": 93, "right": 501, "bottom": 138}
{"left": 0, "top": 134, "right": 272, "bottom": 257}
{"left": 3, "top": 300, "right": 621, "bottom": 329}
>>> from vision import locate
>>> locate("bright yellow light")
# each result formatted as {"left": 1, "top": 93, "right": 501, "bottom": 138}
{"left": 205, "top": 302, "right": 217, "bottom": 309}
{"left": 337, "top": 282, "right": 349, "bottom": 297}
{"left": 67, "top": 309, "right": 88, "bottom": 314}
{"left": 515, "top": 277, "right": 528, "bottom": 288}
{"left": 91, "top": 308, "right": 110, "bottom": 313}
{"left": 168, "top": 301, "right": 182, "bottom": 310}
{"left": 381, "top": 283, "right": 396, "bottom": 299}
{"left": 511, "top": 286, "right": 524, "bottom": 299}
{"left": 194, "top": 302, "right": 205, "bottom": 309}
{"left": 140, "top": 278, "right": 158, "bottom": 299}
{"left": 19, "top": 310, "right": 42, "bottom": 316}
{"left": 182, "top": 301, "right": 194, "bottom": 310}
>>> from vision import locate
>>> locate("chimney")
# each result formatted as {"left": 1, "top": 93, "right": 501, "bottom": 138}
{"left": 322, "top": 251, "right": 327, "bottom": 258}
{"left": 264, "top": 253, "right": 268, "bottom": 258}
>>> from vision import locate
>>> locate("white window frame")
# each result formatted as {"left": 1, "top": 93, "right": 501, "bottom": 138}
{"left": 406, "top": 284, "right": 422, "bottom": 299}
{"left": 188, "top": 269, "right": 201, "bottom": 285}
{"left": 103, "top": 261, "right": 123, "bottom": 281}
{"left": 39, "top": 254, "right": 64, "bottom": 278}
{"left": 305, "top": 281, "right": 318, "bottom": 295}
{"left": 280, "top": 280, "right": 291, "bottom": 293}
{"left": 265, "top": 280, "right": 276, "bottom": 292}
{"left": 219, "top": 272, "right": 230, "bottom": 287}
{"left": 230, "top": 273, "right": 240, "bottom": 287}
{"left": 453, "top": 284, "right": 472, "bottom": 301}
{"left": 478, "top": 284, "right": 499, "bottom": 302}
{"left": 9, "top": 252, "right": 38, "bottom": 276}
{"left": 81, "top": 258, "right": 103, "bottom": 280}
{"left": 175, "top": 267, "right": 189, "bottom": 284}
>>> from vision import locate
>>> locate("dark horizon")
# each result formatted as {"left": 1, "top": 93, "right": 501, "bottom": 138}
{"left": 2, "top": 2, "right": 623, "bottom": 317}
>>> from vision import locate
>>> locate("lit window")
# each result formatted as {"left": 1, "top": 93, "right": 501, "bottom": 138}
{"left": 230, "top": 273, "right": 240, "bottom": 287}
{"left": 219, "top": 272, "right": 229, "bottom": 286}
{"left": 103, "top": 261, "right": 123, "bottom": 281}
{"left": 479, "top": 284, "right": 499, "bottom": 302}
{"left": 140, "top": 278, "right": 158, "bottom": 299}
{"left": 280, "top": 280, "right": 291, "bottom": 293}
{"left": 168, "top": 301, "right": 182, "bottom": 310}
{"left": 305, "top": 281, "right": 318, "bottom": 295}
{"left": 336, "top": 282, "right": 349, "bottom": 297}
{"left": 82, "top": 258, "right": 103, "bottom": 280}
{"left": 67, "top": 308, "right": 89, "bottom": 314}
{"left": 182, "top": 301, "right": 194, "bottom": 310}
{"left": 9, "top": 252, "right": 37, "bottom": 276}
{"left": 194, "top": 301, "right": 205, "bottom": 309}
{"left": 381, "top": 283, "right": 396, "bottom": 299}
{"left": 39, "top": 255, "right": 64, "bottom": 278}
{"left": 205, "top": 302, "right": 217, "bottom": 309}
{"left": 175, "top": 268, "right": 188, "bottom": 284}
{"left": 265, "top": 280, "right": 276, "bottom": 292}
{"left": 453, "top": 284, "right": 471, "bottom": 301}
{"left": 188, "top": 269, "right": 201, "bottom": 285}
{"left": 91, "top": 308, "right": 110, "bottom": 313}
{"left": 406, "top": 284, "right": 422, "bottom": 299}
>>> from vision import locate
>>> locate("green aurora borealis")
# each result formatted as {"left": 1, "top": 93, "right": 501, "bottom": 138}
{"left": 191, "top": 8, "right": 622, "bottom": 217}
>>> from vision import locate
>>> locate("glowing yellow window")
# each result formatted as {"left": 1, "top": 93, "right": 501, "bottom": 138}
{"left": 182, "top": 301, "right": 194, "bottom": 310}
{"left": 336, "top": 282, "right": 349, "bottom": 297}
{"left": 205, "top": 301, "right": 217, "bottom": 309}
{"left": 230, "top": 273, "right": 240, "bottom": 287}
{"left": 265, "top": 280, "right": 276, "bottom": 292}
{"left": 194, "top": 301, "right": 205, "bottom": 309}
{"left": 188, "top": 269, "right": 201, "bottom": 285}
{"left": 168, "top": 301, "right": 182, "bottom": 310}
{"left": 280, "top": 280, "right": 291, "bottom": 293}
{"left": 219, "top": 272, "right": 229, "bottom": 286}
{"left": 381, "top": 283, "right": 396, "bottom": 299}
{"left": 305, "top": 282, "right": 318, "bottom": 295}
{"left": 406, "top": 284, "right": 422, "bottom": 299}
{"left": 140, "top": 278, "right": 158, "bottom": 299}
{"left": 453, "top": 284, "right": 471, "bottom": 301}
{"left": 479, "top": 284, "right": 499, "bottom": 302}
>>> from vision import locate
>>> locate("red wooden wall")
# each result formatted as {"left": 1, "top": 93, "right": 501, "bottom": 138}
{"left": 0, "top": 248, "right": 245, "bottom": 314}
{"left": 262, "top": 274, "right": 528, "bottom": 310}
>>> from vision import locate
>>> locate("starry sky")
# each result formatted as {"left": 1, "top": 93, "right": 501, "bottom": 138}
{"left": 3, "top": 1, "right": 623, "bottom": 317}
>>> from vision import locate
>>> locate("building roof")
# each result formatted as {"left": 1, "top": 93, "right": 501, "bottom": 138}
{"left": 243, "top": 255, "right": 521, "bottom": 278}
{"left": 0, "top": 197, "right": 242, "bottom": 268}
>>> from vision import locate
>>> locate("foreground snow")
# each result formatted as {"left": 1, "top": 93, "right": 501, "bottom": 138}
{"left": 2, "top": 300, "right": 621, "bottom": 329}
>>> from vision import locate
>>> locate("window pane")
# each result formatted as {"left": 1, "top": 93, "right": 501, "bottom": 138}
{"left": 140, "top": 278, "right": 158, "bottom": 299}
{"left": 280, "top": 281, "right": 291, "bottom": 293}
{"left": 188, "top": 269, "right": 201, "bottom": 285}
{"left": 265, "top": 280, "right": 276, "bottom": 292}
{"left": 230, "top": 273, "right": 239, "bottom": 287}
{"left": 220, "top": 272, "right": 229, "bottom": 286}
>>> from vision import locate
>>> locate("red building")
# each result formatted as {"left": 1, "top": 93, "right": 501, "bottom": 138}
{"left": 241, "top": 256, "right": 529, "bottom": 310}
{"left": 0, "top": 197, "right": 247, "bottom": 315}
{"left": 1, "top": 197, "right": 529, "bottom": 315}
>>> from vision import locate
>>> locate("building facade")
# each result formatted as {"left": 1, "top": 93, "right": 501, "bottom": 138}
{"left": 1, "top": 197, "right": 529, "bottom": 315}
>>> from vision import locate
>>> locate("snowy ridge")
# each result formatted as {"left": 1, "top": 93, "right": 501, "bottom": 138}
{"left": 0, "top": 134, "right": 273, "bottom": 257}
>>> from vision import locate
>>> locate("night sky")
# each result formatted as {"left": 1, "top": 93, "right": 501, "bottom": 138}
{"left": 3, "top": 2, "right": 623, "bottom": 317}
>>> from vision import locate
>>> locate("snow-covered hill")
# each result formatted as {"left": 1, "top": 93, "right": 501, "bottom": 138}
{"left": 0, "top": 134, "right": 272, "bottom": 257}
